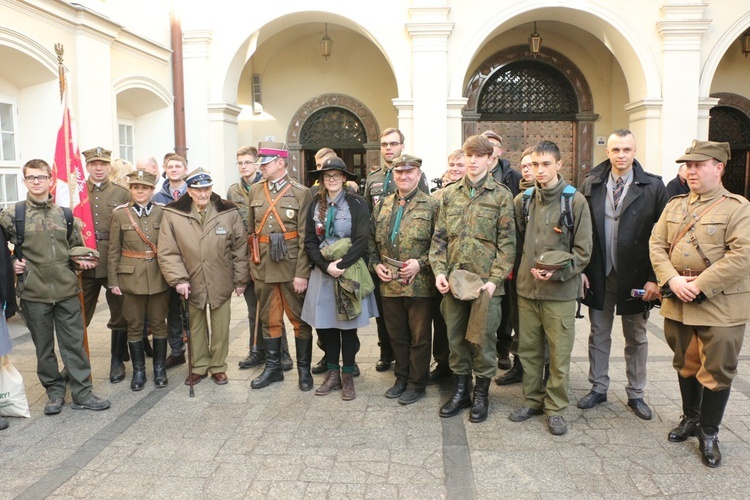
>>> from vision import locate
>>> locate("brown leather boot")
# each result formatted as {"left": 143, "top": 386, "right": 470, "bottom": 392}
{"left": 315, "top": 370, "right": 341, "bottom": 396}
{"left": 341, "top": 372, "right": 356, "bottom": 401}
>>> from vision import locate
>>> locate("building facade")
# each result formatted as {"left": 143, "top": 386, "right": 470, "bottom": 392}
{"left": 1, "top": 0, "right": 749, "bottom": 202}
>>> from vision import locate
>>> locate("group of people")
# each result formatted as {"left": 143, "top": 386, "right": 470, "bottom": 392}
{"left": 0, "top": 129, "right": 746, "bottom": 469}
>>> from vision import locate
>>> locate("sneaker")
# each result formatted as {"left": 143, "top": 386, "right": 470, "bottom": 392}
{"left": 0, "top": 415, "right": 9, "bottom": 430}
{"left": 509, "top": 406, "right": 543, "bottom": 422}
{"left": 548, "top": 415, "right": 568, "bottom": 435}
{"left": 71, "top": 394, "right": 111, "bottom": 411}
{"left": 44, "top": 397, "right": 64, "bottom": 415}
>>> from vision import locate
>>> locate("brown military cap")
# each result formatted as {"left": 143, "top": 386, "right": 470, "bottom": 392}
{"left": 392, "top": 154, "right": 423, "bottom": 171}
{"left": 185, "top": 167, "right": 213, "bottom": 188}
{"left": 82, "top": 147, "right": 112, "bottom": 164}
{"left": 127, "top": 170, "right": 158, "bottom": 187}
{"left": 535, "top": 251, "right": 574, "bottom": 271}
{"left": 676, "top": 140, "right": 731, "bottom": 165}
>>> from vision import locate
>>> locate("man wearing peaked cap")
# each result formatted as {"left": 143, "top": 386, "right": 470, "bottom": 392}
{"left": 109, "top": 169, "right": 170, "bottom": 391}
{"left": 158, "top": 167, "right": 250, "bottom": 387}
{"left": 247, "top": 140, "right": 315, "bottom": 392}
{"left": 80, "top": 146, "right": 131, "bottom": 384}
{"left": 650, "top": 139, "right": 750, "bottom": 468}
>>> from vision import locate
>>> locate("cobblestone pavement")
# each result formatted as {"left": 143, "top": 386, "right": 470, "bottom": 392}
{"left": 1, "top": 295, "right": 749, "bottom": 499}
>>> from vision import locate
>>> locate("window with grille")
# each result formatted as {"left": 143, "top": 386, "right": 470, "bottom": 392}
{"left": 300, "top": 108, "right": 366, "bottom": 148}
{"left": 118, "top": 122, "right": 134, "bottom": 162}
{"left": 478, "top": 60, "right": 578, "bottom": 120}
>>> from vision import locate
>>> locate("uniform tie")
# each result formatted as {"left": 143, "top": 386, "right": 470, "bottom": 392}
{"left": 613, "top": 177, "right": 624, "bottom": 209}
{"left": 325, "top": 202, "right": 336, "bottom": 238}
{"left": 390, "top": 198, "right": 406, "bottom": 243}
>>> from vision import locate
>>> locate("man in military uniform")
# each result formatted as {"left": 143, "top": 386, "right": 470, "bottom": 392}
{"left": 364, "top": 128, "right": 429, "bottom": 372}
{"left": 228, "top": 146, "right": 291, "bottom": 371}
{"left": 109, "top": 170, "right": 170, "bottom": 391}
{"left": 248, "top": 142, "right": 315, "bottom": 391}
{"left": 0, "top": 159, "right": 110, "bottom": 415}
{"left": 80, "top": 147, "right": 130, "bottom": 383}
{"left": 370, "top": 154, "right": 439, "bottom": 405}
{"left": 650, "top": 140, "right": 750, "bottom": 468}
{"left": 159, "top": 168, "right": 249, "bottom": 386}
{"left": 429, "top": 135, "right": 516, "bottom": 423}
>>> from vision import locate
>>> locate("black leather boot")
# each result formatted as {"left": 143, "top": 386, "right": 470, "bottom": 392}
{"left": 110, "top": 330, "right": 127, "bottom": 383}
{"left": 470, "top": 376, "right": 491, "bottom": 423}
{"left": 238, "top": 348, "right": 265, "bottom": 369}
{"left": 495, "top": 355, "right": 523, "bottom": 385}
{"left": 699, "top": 387, "right": 731, "bottom": 467}
{"left": 296, "top": 337, "right": 313, "bottom": 392}
{"left": 251, "top": 337, "right": 284, "bottom": 389}
{"left": 128, "top": 341, "right": 147, "bottom": 391}
{"left": 668, "top": 375, "right": 703, "bottom": 442}
{"left": 152, "top": 338, "right": 168, "bottom": 388}
{"left": 439, "top": 374, "right": 473, "bottom": 418}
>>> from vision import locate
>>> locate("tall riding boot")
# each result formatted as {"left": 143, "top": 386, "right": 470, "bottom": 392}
{"left": 110, "top": 330, "right": 127, "bottom": 383}
{"left": 295, "top": 337, "right": 313, "bottom": 392}
{"left": 128, "top": 341, "right": 147, "bottom": 391}
{"left": 153, "top": 338, "right": 168, "bottom": 388}
{"left": 668, "top": 375, "right": 703, "bottom": 442}
{"left": 439, "top": 374, "right": 473, "bottom": 418}
{"left": 251, "top": 337, "right": 284, "bottom": 389}
{"left": 470, "top": 376, "right": 492, "bottom": 423}
{"left": 699, "top": 387, "right": 731, "bottom": 468}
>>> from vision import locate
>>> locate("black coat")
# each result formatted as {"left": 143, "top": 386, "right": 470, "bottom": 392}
{"left": 491, "top": 159, "right": 523, "bottom": 198}
{"left": 0, "top": 228, "right": 16, "bottom": 318}
{"left": 580, "top": 159, "right": 668, "bottom": 315}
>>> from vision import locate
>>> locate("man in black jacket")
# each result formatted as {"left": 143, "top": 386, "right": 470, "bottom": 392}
{"left": 579, "top": 130, "right": 668, "bottom": 419}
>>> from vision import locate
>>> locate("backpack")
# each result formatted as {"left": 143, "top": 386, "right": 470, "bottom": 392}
{"left": 521, "top": 184, "right": 577, "bottom": 232}
{"left": 13, "top": 201, "right": 73, "bottom": 260}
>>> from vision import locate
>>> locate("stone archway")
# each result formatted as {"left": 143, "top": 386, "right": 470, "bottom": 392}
{"left": 463, "top": 46, "right": 597, "bottom": 186}
{"left": 287, "top": 93, "right": 381, "bottom": 182}
{"left": 709, "top": 92, "right": 750, "bottom": 197}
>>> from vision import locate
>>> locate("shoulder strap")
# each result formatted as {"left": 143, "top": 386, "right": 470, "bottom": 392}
{"left": 559, "top": 185, "right": 577, "bottom": 231}
{"left": 124, "top": 206, "right": 158, "bottom": 254}
{"left": 61, "top": 207, "right": 73, "bottom": 241}
{"left": 14, "top": 201, "right": 25, "bottom": 260}
{"left": 668, "top": 195, "right": 727, "bottom": 258}
{"left": 255, "top": 182, "right": 293, "bottom": 234}
{"left": 521, "top": 187, "right": 535, "bottom": 222}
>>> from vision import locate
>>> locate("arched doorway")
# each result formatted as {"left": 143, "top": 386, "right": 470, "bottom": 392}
{"left": 287, "top": 93, "right": 381, "bottom": 185}
{"left": 463, "top": 46, "right": 597, "bottom": 186}
{"left": 709, "top": 93, "right": 750, "bottom": 198}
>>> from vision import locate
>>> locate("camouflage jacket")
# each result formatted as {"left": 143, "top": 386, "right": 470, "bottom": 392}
{"left": 364, "top": 164, "right": 429, "bottom": 211}
{"left": 0, "top": 195, "right": 86, "bottom": 302}
{"left": 429, "top": 175, "right": 516, "bottom": 295}
{"left": 369, "top": 189, "right": 438, "bottom": 297}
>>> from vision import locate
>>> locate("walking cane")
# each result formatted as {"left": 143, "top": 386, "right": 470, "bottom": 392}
{"left": 181, "top": 297, "right": 194, "bottom": 397}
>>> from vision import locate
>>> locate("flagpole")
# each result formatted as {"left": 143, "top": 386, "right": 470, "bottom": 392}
{"left": 55, "top": 43, "right": 91, "bottom": 364}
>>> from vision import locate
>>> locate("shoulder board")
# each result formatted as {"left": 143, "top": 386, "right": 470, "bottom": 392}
{"left": 153, "top": 201, "right": 165, "bottom": 206}
{"left": 289, "top": 179, "right": 306, "bottom": 189}
{"left": 367, "top": 166, "right": 383, "bottom": 176}
{"left": 113, "top": 183, "right": 130, "bottom": 193}
{"left": 724, "top": 192, "right": 749, "bottom": 203}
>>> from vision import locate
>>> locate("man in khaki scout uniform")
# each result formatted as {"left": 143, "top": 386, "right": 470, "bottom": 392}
{"left": 158, "top": 168, "right": 249, "bottom": 386}
{"left": 109, "top": 170, "right": 169, "bottom": 391}
{"left": 370, "top": 154, "right": 438, "bottom": 405}
{"left": 650, "top": 140, "right": 750, "bottom": 468}
{"left": 80, "top": 147, "right": 130, "bottom": 384}
{"left": 248, "top": 142, "right": 315, "bottom": 391}
{"left": 429, "top": 135, "right": 516, "bottom": 423}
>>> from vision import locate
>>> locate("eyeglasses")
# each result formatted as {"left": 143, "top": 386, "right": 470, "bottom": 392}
{"left": 521, "top": 163, "right": 532, "bottom": 170}
{"left": 25, "top": 175, "right": 49, "bottom": 183}
{"left": 323, "top": 173, "right": 343, "bottom": 181}
{"left": 236, "top": 160, "right": 255, "bottom": 166}
{"left": 380, "top": 141, "right": 402, "bottom": 148}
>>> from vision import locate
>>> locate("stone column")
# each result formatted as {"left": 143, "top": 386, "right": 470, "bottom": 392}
{"left": 182, "top": 29, "right": 213, "bottom": 167}
{"left": 625, "top": 99, "right": 663, "bottom": 174}
{"left": 207, "top": 102, "right": 241, "bottom": 192}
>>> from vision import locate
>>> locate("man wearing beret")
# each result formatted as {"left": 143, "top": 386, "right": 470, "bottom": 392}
{"left": 109, "top": 170, "right": 170, "bottom": 391}
{"left": 158, "top": 168, "right": 249, "bottom": 385}
{"left": 650, "top": 140, "right": 750, "bottom": 467}
{"left": 430, "top": 135, "right": 516, "bottom": 423}
{"left": 0, "top": 159, "right": 110, "bottom": 414}
{"left": 509, "top": 140, "right": 592, "bottom": 436}
{"left": 370, "top": 154, "right": 439, "bottom": 405}
{"left": 247, "top": 142, "right": 315, "bottom": 391}
{"left": 80, "top": 147, "right": 130, "bottom": 384}
{"left": 578, "top": 129, "right": 668, "bottom": 420}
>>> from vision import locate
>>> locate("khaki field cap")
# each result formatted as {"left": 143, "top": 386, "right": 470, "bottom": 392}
{"left": 535, "top": 251, "right": 574, "bottom": 271}
{"left": 448, "top": 269, "right": 485, "bottom": 301}
{"left": 82, "top": 147, "right": 112, "bottom": 164}
{"left": 676, "top": 140, "right": 731, "bottom": 165}
{"left": 392, "top": 154, "right": 423, "bottom": 171}
{"left": 254, "top": 141, "right": 289, "bottom": 165}
{"left": 481, "top": 130, "right": 503, "bottom": 145}
{"left": 127, "top": 170, "right": 157, "bottom": 188}
{"left": 185, "top": 167, "right": 213, "bottom": 188}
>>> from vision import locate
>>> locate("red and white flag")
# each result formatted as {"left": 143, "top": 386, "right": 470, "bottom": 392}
{"left": 50, "top": 90, "right": 95, "bottom": 249}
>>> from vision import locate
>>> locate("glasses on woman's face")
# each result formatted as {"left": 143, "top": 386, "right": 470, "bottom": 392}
{"left": 324, "top": 173, "right": 343, "bottom": 181}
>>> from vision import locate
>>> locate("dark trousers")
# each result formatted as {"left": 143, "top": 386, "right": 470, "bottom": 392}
{"left": 122, "top": 290, "right": 169, "bottom": 342}
{"left": 318, "top": 328, "right": 358, "bottom": 368}
{"left": 166, "top": 288, "right": 184, "bottom": 356}
{"left": 81, "top": 276, "right": 126, "bottom": 330}
{"left": 431, "top": 294, "right": 449, "bottom": 368}
{"left": 496, "top": 279, "right": 518, "bottom": 355}
{"left": 372, "top": 276, "right": 394, "bottom": 358}
{"left": 383, "top": 296, "right": 433, "bottom": 390}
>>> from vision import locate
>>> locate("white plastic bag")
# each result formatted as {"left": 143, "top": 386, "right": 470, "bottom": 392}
{"left": 0, "top": 354, "right": 30, "bottom": 418}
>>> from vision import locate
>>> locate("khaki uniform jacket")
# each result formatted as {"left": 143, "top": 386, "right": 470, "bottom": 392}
{"left": 649, "top": 185, "right": 750, "bottom": 326}
{"left": 0, "top": 196, "right": 86, "bottom": 303}
{"left": 158, "top": 194, "right": 249, "bottom": 309}
{"left": 248, "top": 175, "right": 312, "bottom": 283}
{"left": 82, "top": 179, "right": 130, "bottom": 279}
{"left": 226, "top": 172, "right": 262, "bottom": 233}
{"left": 429, "top": 174, "right": 516, "bottom": 295}
{"left": 108, "top": 202, "right": 168, "bottom": 295}
{"left": 369, "top": 189, "right": 438, "bottom": 297}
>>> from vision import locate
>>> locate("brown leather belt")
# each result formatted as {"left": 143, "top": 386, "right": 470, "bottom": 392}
{"left": 258, "top": 231, "right": 298, "bottom": 244}
{"left": 122, "top": 249, "right": 156, "bottom": 260}
{"left": 95, "top": 232, "right": 109, "bottom": 241}
{"left": 678, "top": 269, "right": 703, "bottom": 277}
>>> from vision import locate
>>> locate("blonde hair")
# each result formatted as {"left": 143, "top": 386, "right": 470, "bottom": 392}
{"left": 110, "top": 158, "right": 134, "bottom": 187}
